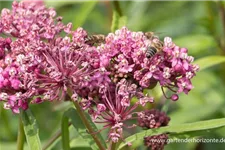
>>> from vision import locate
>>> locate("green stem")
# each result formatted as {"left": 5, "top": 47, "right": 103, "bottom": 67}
{"left": 17, "top": 116, "right": 25, "bottom": 150}
{"left": 113, "top": 1, "right": 123, "bottom": 17}
{"left": 62, "top": 115, "right": 70, "bottom": 150}
{"left": 67, "top": 88, "right": 105, "bottom": 149}
{"left": 161, "top": 99, "right": 170, "bottom": 113}
{"left": 205, "top": 2, "right": 221, "bottom": 48}
{"left": 42, "top": 130, "right": 61, "bottom": 150}
{"left": 42, "top": 123, "right": 71, "bottom": 150}
{"left": 111, "top": 142, "right": 117, "bottom": 150}
{"left": 72, "top": 101, "right": 105, "bottom": 150}
{"left": 217, "top": 1, "right": 225, "bottom": 51}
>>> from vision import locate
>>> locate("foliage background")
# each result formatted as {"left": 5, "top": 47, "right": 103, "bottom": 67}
{"left": 0, "top": 1, "right": 225, "bottom": 150}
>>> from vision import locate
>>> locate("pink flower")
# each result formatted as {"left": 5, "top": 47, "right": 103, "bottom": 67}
{"left": 84, "top": 79, "right": 153, "bottom": 143}
{"left": 10, "top": 78, "right": 21, "bottom": 90}
{"left": 98, "top": 28, "right": 199, "bottom": 100}
{"left": 22, "top": 0, "right": 44, "bottom": 7}
{"left": 177, "top": 78, "right": 193, "bottom": 94}
{"left": 0, "top": 63, "right": 38, "bottom": 113}
{"left": 0, "top": 1, "right": 64, "bottom": 39}
{"left": 0, "top": 0, "right": 66, "bottom": 112}
{"left": 33, "top": 28, "right": 110, "bottom": 101}
{"left": 0, "top": 37, "right": 11, "bottom": 59}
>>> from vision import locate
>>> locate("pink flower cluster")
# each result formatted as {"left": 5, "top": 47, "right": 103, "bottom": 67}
{"left": 99, "top": 27, "right": 199, "bottom": 100}
{"left": 83, "top": 79, "right": 153, "bottom": 143}
{"left": 0, "top": 37, "right": 32, "bottom": 113}
{"left": 0, "top": 1, "right": 63, "bottom": 39}
{"left": 0, "top": 1, "right": 65, "bottom": 113}
{"left": 0, "top": 1, "right": 110, "bottom": 112}
{"left": 138, "top": 109, "right": 170, "bottom": 129}
{"left": 144, "top": 134, "right": 168, "bottom": 150}
{"left": 138, "top": 109, "right": 170, "bottom": 149}
{"left": 0, "top": 1, "right": 199, "bottom": 144}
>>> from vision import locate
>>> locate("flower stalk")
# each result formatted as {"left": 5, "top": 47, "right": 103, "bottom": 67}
{"left": 72, "top": 101, "right": 106, "bottom": 150}
{"left": 43, "top": 122, "right": 71, "bottom": 150}
{"left": 113, "top": 1, "right": 123, "bottom": 17}
{"left": 67, "top": 87, "right": 105, "bottom": 150}
{"left": 218, "top": 1, "right": 225, "bottom": 51}
{"left": 17, "top": 116, "right": 25, "bottom": 150}
{"left": 111, "top": 142, "right": 117, "bottom": 150}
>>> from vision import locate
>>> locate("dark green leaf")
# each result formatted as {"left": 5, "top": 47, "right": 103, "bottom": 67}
{"left": 20, "top": 109, "right": 42, "bottom": 150}
{"left": 70, "top": 136, "right": 92, "bottom": 150}
{"left": 118, "top": 118, "right": 225, "bottom": 149}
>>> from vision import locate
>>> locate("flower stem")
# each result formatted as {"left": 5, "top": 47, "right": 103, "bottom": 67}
{"left": 43, "top": 130, "right": 61, "bottom": 150}
{"left": 72, "top": 101, "right": 106, "bottom": 150}
{"left": 217, "top": 1, "right": 225, "bottom": 51}
{"left": 161, "top": 99, "right": 170, "bottom": 113}
{"left": 17, "top": 116, "right": 25, "bottom": 150}
{"left": 111, "top": 142, "right": 117, "bottom": 150}
{"left": 42, "top": 123, "right": 71, "bottom": 150}
{"left": 113, "top": 1, "right": 123, "bottom": 17}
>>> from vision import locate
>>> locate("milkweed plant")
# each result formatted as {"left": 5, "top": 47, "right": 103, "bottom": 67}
{"left": 1, "top": 1, "right": 225, "bottom": 150}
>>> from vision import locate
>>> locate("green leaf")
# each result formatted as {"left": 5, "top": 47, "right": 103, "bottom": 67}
{"left": 62, "top": 108, "right": 106, "bottom": 150}
{"left": 118, "top": 118, "right": 225, "bottom": 149}
{"left": 0, "top": 106, "right": 15, "bottom": 140}
{"left": 111, "top": 11, "right": 127, "bottom": 32}
{"left": 0, "top": 142, "right": 29, "bottom": 150}
{"left": 20, "top": 109, "right": 42, "bottom": 150}
{"left": 72, "top": 1, "right": 97, "bottom": 29}
{"left": 118, "top": 16, "right": 127, "bottom": 29}
{"left": 111, "top": 10, "right": 120, "bottom": 32}
{"left": 70, "top": 136, "right": 92, "bottom": 150}
{"left": 194, "top": 56, "right": 225, "bottom": 71}
{"left": 169, "top": 104, "right": 223, "bottom": 124}
{"left": 0, "top": 1, "right": 11, "bottom": 11}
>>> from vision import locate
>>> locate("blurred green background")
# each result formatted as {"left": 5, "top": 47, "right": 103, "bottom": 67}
{"left": 0, "top": 1, "right": 225, "bottom": 150}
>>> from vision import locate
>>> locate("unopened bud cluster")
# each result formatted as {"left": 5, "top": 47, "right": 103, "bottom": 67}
{"left": 138, "top": 109, "right": 170, "bottom": 129}
{"left": 138, "top": 109, "right": 170, "bottom": 149}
